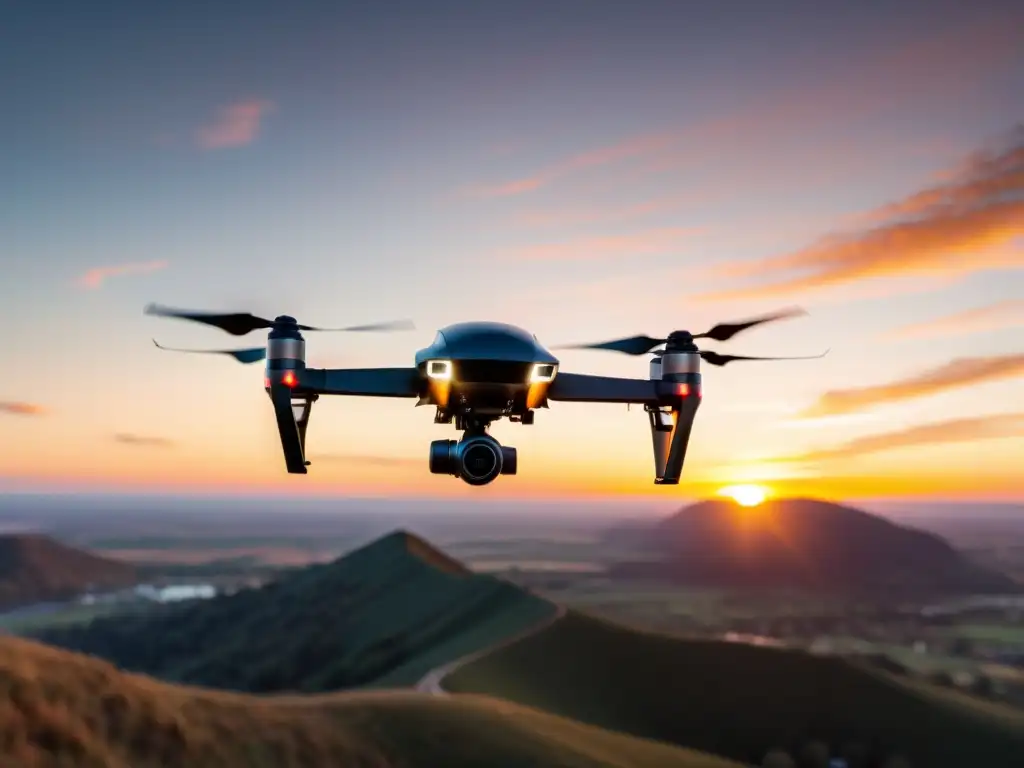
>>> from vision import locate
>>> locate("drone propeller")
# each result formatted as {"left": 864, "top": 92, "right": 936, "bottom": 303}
{"left": 144, "top": 303, "right": 415, "bottom": 336}
{"left": 698, "top": 349, "right": 829, "bottom": 367}
{"left": 556, "top": 307, "right": 808, "bottom": 356}
{"left": 151, "top": 339, "right": 267, "bottom": 364}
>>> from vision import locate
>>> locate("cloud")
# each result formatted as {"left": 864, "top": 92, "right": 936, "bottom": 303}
{"left": 694, "top": 126, "right": 1024, "bottom": 302}
{"left": 468, "top": 131, "right": 677, "bottom": 199}
{"left": 113, "top": 433, "right": 174, "bottom": 447}
{"left": 802, "top": 353, "right": 1024, "bottom": 418}
{"left": 503, "top": 226, "right": 702, "bottom": 262}
{"left": 515, "top": 192, "right": 700, "bottom": 229}
{"left": 196, "top": 99, "right": 274, "bottom": 150}
{"left": 886, "top": 299, "right": 1024, "bottom": 340}
{"left": 77, "top": 260, "right": 168, "bottom": 290}
{"left": 779, "top": 413, "right": 1024, "bottom": 464}
{"left": 466, "top": 16, "right": 1021, "bottom": 199}
{"left": 0, "top": 402, "right": 45, "bottom": 416}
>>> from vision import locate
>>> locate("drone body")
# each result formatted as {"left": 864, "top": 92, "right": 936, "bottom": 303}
{"left": 147, "top": 304, "right": 825, "bottom": 487}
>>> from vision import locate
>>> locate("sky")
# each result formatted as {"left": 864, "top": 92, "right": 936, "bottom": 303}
{"left": 1, "top": 0, "right": 1022, "bottom": 505}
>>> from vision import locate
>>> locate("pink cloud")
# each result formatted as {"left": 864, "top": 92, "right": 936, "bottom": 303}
{"left": 77, "top": 260, "right": 168, "bottom": 290}
{"left": 465, "top": 14, "right": 1020, "bottom": 198}
{"left": 0, "top": 402, "right": 46, "bottom": 416}
{"left": 196, "top": 99, "right": 274, "bottom": 150}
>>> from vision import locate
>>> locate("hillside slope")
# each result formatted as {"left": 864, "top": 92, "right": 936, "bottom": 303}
{"left": 34, "top": 530, "right": 558, "bottom": 692}
{"left": 445, "top": 610, "right": 1024, "bottom": 768}
{"left": 0, "top": 635, "right": 746, "bottom": 768}
{"left": 0, "top": 534, "right": 137, "bottom": 610}
{"left": 609, "top": 497, "right": 1017, "bottom": 593}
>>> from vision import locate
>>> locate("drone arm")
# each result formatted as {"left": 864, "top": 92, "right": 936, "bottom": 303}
{"left": 298, "top": 367, "right": 422, "bottom": 398}
{"left": 546, "top": 372, "right": 666, "bottom": 404}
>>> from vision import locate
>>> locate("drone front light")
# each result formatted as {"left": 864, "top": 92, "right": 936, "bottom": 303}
{"left": 281, "top": 370, "right": 298, "bottom": 388}
{"left": 426, "top": 359, "right": 453, "bottom": 380}
{"left": 529, "top": 363, "right": 557, "bottom": 383}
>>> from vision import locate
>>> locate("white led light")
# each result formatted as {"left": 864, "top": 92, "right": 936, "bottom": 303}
{"left": 529, "top": 363, "right": 557, "bottom": 383}
{"left": 426, "top": 359, "right": 453, "bottom": 380}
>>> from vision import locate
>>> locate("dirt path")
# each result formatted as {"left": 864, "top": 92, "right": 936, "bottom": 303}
{"left": 415, "top": 602, "right": 567, "bottom": 695}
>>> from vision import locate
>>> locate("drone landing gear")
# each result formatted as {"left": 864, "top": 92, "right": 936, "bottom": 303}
{"left": 269, "top": 386, "right": 318, "bottom": 474}
{"left": 428, "top": 421, "right": 517, "bottom": 486}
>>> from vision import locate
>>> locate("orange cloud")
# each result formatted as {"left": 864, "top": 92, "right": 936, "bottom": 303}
{"left": 506, "top": 226, "right": 702, "bottom": 262}
{"left": 802, "top": 354, "right": 1024, "bottom": 418}
{"left": 887, "top": 299, "right": 1024, "bottom": 340}
{"left": 778, "top": 413, "right": 1024, "bottom": 464}
{"left": 196, "top": 99, "right": 274, "bottom": 150}
{"left": 77, "top": 260, "right": 168, "bottom": 289}
{"left": 693, "top": 127, "right": 1023, "bottom": 302}
{"left": 0, "top": 402, "right": 45, "bottom": 416}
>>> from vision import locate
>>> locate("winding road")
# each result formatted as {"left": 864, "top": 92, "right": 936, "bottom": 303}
{"left": 415, "top": 602, "right": 567, "bottom": 695}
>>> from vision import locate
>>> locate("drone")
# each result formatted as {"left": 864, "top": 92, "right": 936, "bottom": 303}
{"left": 146, "top": 304, "right": 827, "bottom": 487}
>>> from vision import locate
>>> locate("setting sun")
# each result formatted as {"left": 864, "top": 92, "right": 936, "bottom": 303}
{"left": 718, "top": 484, "right": 769, "bottom": 507}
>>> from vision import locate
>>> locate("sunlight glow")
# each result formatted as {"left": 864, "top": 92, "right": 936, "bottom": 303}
{"left": 718, "top": 483, "right": 769, "bottom": 507}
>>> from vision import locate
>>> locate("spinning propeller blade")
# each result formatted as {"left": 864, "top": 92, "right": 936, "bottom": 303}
{"left": 698, "top": 349, "right": 829, "bottom": 367}
{"left": 144, "top": 304, "right": 415, "bottom": 336}
{"left": 151, "top": 339, "right": 267, "bottom": 364}
{"left": 556, "top": 307, "right": 808, "bottom": 356}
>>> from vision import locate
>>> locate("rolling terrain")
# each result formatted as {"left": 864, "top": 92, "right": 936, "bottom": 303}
{"left": 0, "top": 534, "right": 138, "bottom": 611}
{"left": 607, "top": 498, "right": 1019, "bottom": 594}
{"left": 445, "top": 610, "right": 1024, "bottom": 767}
{"left": 34, "top": 530, "right": 557, "bottom": 691}
{"left": 0, "top": 635, "right": 743, "bottom": 768}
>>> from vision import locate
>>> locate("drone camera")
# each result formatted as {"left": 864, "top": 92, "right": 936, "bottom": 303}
{"left": 428, "top": 434, "right": 514, "bottom": 486}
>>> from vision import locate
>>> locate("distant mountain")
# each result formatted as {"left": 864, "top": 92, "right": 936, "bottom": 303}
{"left": 0, "top": 635, "right": 735, "bottom": 768}
{"left": 0, "top": 534, "right": 138, "bottom": 611}
{"left": 33, "top": 529, "right": 557, "bottom": 693}
{"left": 605, "top": 497, "right": 1018, "bottom": 595}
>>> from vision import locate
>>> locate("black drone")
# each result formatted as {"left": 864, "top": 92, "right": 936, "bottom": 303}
{"left": 146, "top": 304, "right": 826, "bottom": 487}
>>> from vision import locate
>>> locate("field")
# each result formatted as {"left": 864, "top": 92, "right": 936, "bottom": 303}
{"left": 0, "top": 635, "right": 744, "bottom": 768}
{"left": 445, "top": 610, "right": 1024, "bottom": 768}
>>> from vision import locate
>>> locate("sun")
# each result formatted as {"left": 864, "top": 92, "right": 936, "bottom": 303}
{"left": 718, "top": 483, "right": 769, "bottom": 507}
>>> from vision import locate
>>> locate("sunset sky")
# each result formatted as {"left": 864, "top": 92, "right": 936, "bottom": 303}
{"left": 1, "top": 0, "right": 1022, "bottom": 503}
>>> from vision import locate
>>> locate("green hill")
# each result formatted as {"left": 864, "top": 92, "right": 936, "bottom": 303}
{"left": 445, "top": 610, "right": 1024, "bottom": 768}
{"left": 33, "top": 530, "right": 557, "bottom": 692}
{"left": 0, "top": 634, "right": 745, "bottom": 768}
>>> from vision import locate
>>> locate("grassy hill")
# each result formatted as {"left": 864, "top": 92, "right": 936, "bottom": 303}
{"left": 33, "top": 530, "right": 558, "bottom": 692}
{"left": 445, "top": 610, "right": 1024, "bottom": 767}
{"left": 608, "top": 497, "right": 1018, "bottom": 594}
{"left": 0, "top": 534, "right": 138, "bottom": 611}
{"left": 0, "top": 635, "right": 745, "bottom": 768}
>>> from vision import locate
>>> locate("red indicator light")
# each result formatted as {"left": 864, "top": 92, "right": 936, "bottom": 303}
{"left": 677, "top": 382, "right": 690, "bottom": 397}
{"left": 263, "top": 376, "right": 271, "bottom": 389}
{"left": 281, "top": 371, "right": 297, "bottom": 388}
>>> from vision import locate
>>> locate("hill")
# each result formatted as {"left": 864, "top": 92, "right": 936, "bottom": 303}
{"left": 606, "top": 497, "right": 1018, "bottom": 594}
{"left": 0, "top": 635, "right": 744, "bottom": 768}
{"left": 0, "top": 534, "right": 138, "bottom": 611}
{"left": 33, "top": 530, "right": 558, "bottom": 692}
{"left": 445, "top": 610, "right": 1024, "bottom": 768}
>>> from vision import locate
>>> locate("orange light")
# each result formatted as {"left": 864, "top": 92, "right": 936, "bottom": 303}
{"left": 281, "top": 371, "right": 297, "bottom": 388}
{"left": 677, "top": 382, "right": 690, "bottom": 397}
